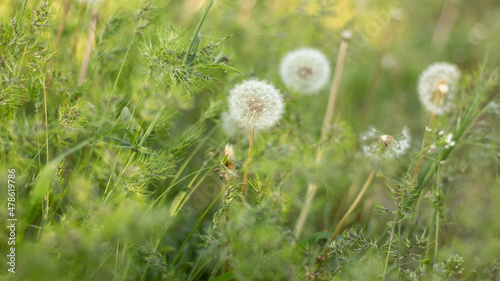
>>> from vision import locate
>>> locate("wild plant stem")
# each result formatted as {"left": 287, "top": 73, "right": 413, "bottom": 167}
{"left": 87, "top": 13, "right": 139, "bottom": 179}
{"left": 431, "top": 0, "right": 459, "bottom": 49}
{"left": 413, "top": 90, "right": 442, "bottom": 180}
{"left": 412, "top": 112, "right": 435, "bottom": 179}
{"left": 43, "top": 74, "right": 49, "bottom": 220}
{"left": 322, "top": 168, "right": 377, "bottom": 261}
{"left": 45, "top": 0, "right": 70, "bottom": 90}
{"left": 78, "top": 8, "right": 98, "bottom": 85}
{"left": 434, "top": 163, "right": 442, "bottom": 266}
{"left": 382, "top": 225, "right": 394, "bottom": 280}
{"left": 434, "top": 213, "right": 440, "bottom": 260}
{"left": 183, "top": 0, "right": 215, "bottom": 66}
{"left": 103, "top": 104, "right": 166, "bottom": 202}
{"left": 295, "top": 31, "right": 350, "bottom": 239}
{"left": 321, "top": 33, "right": 350, "bottom": 138}
{"left": 55, "top": 0, "right": 70, "bottom": 47}
{"left": 241, "top": 127, "right": 255, "bottom": 195}
{"left": 306, "top": 166, "right": 378, "bottom": 279}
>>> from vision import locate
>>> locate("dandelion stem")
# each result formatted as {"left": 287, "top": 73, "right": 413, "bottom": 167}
{"left": 78, "top": 8, "right": 98, "bottom": 85}
{"left": 321, "top": 31, "right": 350, "bottom": 138}
{"left": 295, "top": 31, "right": 351, "bottom": 240}
{"left": 431, "top": 0, "right": 459, "bottom": 49}
{"left": 241, "top": 127, "right": 255, "bottom": 195}
{"left": 413, "top": 91, "right": 441, "bottom": 179}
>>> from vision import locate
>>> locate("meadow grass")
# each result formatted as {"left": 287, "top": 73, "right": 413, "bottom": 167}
{"left": 1, "top": 0, "right": 499, "bottom": 280}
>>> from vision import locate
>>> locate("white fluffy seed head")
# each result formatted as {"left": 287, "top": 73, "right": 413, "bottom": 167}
{"left": 228, "top": 79, "right": 284, "bottom": 131}
{"left": 418, "top": 62, "right": 460, "bottom": 115}
{"left": 220, "top": 111, "right": 247, "bottom": 140}
{"left": 279, "top": 48, "right": 331, "bottom": 95}
{"left": 361, "top": 127, "right": 411, "bottom": 159}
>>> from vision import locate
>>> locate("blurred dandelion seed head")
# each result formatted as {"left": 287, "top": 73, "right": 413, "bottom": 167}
{"left": 280, "top": 48, "right": 331, "bottom": 95}
{"left": 361, "top": 127, "right": 411, "bottom": 159}
{"left": 418, "top": 62, "right": 461, "bottom": 115}
{"left": 228, "top": 79, "right": 284, "bottom": 130}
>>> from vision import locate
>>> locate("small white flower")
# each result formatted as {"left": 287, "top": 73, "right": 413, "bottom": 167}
{"left": 418, "top": 62, "right": 460, "bottom": 115}
{"left": 361, "top": 126, "right": 411, "bottom": 159}
{"left": 428, "top": 144, "right": 436, "bottom": 153}
{"left": 228, "top": 79, "right": 284, "bottom": 130}
{"left": 279, "top": 48, "right": 331, "bottom": 95}
{"left": 445, "top": 133, "right": 455, "bottom": 147}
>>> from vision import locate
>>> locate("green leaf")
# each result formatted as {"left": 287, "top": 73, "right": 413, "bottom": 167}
{"left": 186, "top": 31, "right": 201, "bottom": 67}
{"left": 300, "top": 231, "right": 333, "bottom": 245}
{"left": 103, "top": 136, "right": 132, "bottom": 147}
{"left": 196, "top": 64, "right": 243, "bottom": 75}
{"left": 208, "top": 272, "right": 236, "bottom": 281}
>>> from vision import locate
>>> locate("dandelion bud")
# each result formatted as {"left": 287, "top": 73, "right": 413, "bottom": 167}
{"left": 361, "top": 127, "right": 411, "bottom": 159}
{"left": 418, "top": 62, "right": 460, "bottom": 115}
{"left": 228, "top": 79, "right": 284, "bottom": 130}
{"left": 224, "top": 144, "right": 234, "bottom": 163}
{"left": 279, "top": 48, "right": 331, "bottom": 95}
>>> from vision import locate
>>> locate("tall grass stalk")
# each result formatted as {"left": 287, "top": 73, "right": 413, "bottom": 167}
{"left": 295, "top": 30, "right": 351, "bottom": 239}
{"left": 431, "top": 0, "right": 460, "bottom": 49}
{"left": 78, "top": 8, "right": 98, "bottom": 85}
{"left": 412, "top": 95, "right": 441, "bottom": 179}
{"left": 320, "top": 160, "right": 379, "bottom": 266}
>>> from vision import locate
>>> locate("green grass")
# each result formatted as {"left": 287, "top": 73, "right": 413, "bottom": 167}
{"left": 1, "top": 0, "right": 500, "bottom": 280}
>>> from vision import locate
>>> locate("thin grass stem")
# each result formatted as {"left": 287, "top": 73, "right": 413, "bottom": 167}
{"left": 295, "top": 31, "right": 351, "bottom": 239}
{"left": 78, "top": 8, "right": 98, "bottom": 85}
{"left": 241, "top": 127, "right": 255, "bottom": 195}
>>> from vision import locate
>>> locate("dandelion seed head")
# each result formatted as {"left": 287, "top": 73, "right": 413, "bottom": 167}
{"left": 280, "top": 48, "right": 331, "bottom": 95}
{"left": 361, "top": 126, "right": 411, "bottom": 159}
{"left": 418, "top": 62, "right": 460, "bottom": 115}
{"left": 228, "top": 79, "right": 284, "bottom": 130}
